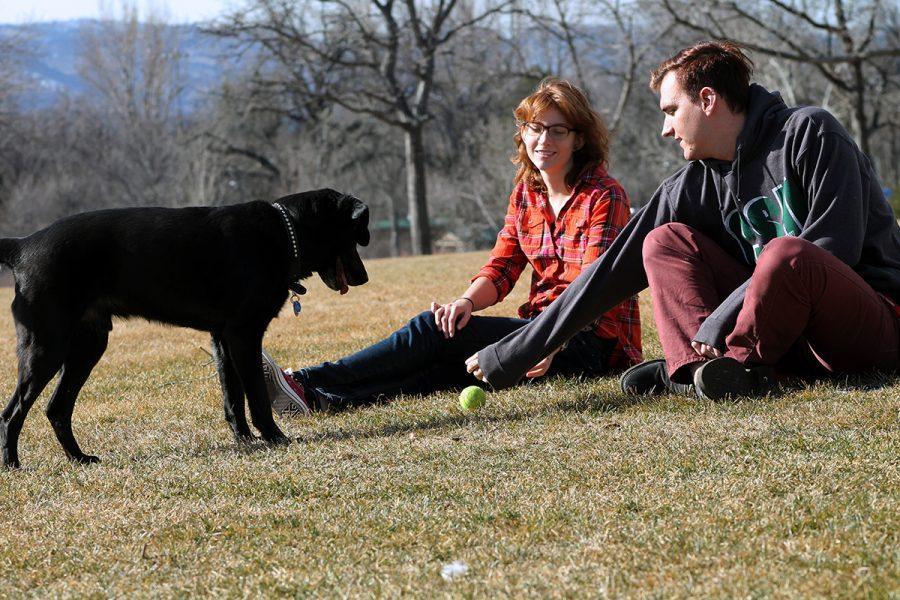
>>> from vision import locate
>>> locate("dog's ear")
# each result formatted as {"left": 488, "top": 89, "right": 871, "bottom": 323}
{"left": 349, "top": 197, "right": 370, "bottom": 247}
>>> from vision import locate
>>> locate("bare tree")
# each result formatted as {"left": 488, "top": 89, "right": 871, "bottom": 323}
{"left": 0, "top": 29, "right": 28, "bottom": 118}
{"left": 200, "top": 73, "right": 287, "bottom": 204}
{"left": 0, "top": 29, "right": 31, "bottom": 125}
{"left": 655, "top": 0, "right": 900, "bottom": 158}
{"left": 77, "top": 3, "right": 188, "bottom": 206}
{"left": 505, "top": 0, "right": 682, "bottom": 205}
{"left": 513, "top": 0, "right": 674, "bottom": 136}
{"left": 515, "top": 0, "right": 593, "bottom": 92}
{"left": 0, "top": 26, "right": 37, "bottom": 222}
{"left": 214, "top": 0, "right": 514, "bottom": 255}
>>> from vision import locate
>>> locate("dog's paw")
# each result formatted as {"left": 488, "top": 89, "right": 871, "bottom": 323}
{"left": 72, "top": 453, "right": 100, "bottom": 465}
{"left": 230, "top": 425, "right": 255, "bottom": 442}
{"left": 2, "top": 447, "right": 20, "bottom": 470}
{"left": 266, "top": 434, "right": 291, "bottom": 446}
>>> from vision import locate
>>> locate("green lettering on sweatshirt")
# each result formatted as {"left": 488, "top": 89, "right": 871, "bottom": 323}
{"left": 733, "top": 178, "right": 807, "bottom": 260}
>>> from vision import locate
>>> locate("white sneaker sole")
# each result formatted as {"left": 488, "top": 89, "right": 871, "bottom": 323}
{"left": 261, "top": 350, "right": 311, "bottom": 415}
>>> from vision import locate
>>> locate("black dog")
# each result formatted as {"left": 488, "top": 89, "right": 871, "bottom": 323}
{"left": 0, "top": 189, "right": 369, "bottom": 468}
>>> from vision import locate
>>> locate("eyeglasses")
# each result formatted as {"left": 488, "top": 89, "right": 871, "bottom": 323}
{"left": 518, "top": 121, "right": 578, "bottom": 140}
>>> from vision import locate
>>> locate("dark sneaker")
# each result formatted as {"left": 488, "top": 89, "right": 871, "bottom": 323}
{"left": 620, "top": 359, "right": 694, "bottom": 396}
{"left": 693, "top": 357, "right": 778, "bottom": 400}
{"left": 262, "top": 350, "right": 312, "bottom": 415}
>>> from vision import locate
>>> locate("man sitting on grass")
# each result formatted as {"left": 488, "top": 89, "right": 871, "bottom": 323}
{"left": 467, "top": 40, "right": 900, "bottom": 398}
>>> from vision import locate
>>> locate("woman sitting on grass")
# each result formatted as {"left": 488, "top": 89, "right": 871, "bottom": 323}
{"left": 262, "top": 77, "right": 642, "bottom": 414}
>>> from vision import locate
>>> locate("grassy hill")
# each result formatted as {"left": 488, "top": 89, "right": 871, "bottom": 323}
{"left": 0, "top": 252, "right": 897, "bottom": 596}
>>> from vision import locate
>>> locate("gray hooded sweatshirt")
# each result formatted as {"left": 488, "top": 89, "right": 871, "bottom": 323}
{"left": 477, "top": 84, "right": 900, "bottom": 389}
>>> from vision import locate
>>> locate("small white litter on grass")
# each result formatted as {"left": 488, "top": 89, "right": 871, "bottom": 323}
{"left": 440, "top": 561, "right": 469, "bottom": 581}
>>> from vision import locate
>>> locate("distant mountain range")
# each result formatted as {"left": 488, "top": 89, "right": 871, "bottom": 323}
{"left": 0, "top": 20, "right": 233, "bottom": 109}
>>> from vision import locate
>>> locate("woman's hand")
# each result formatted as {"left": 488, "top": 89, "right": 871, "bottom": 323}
{"left": 431, "top": 298, "right": 474, "bottom": 338}
{"left": 691, "top": 341, "right": 723, "bottom": 359}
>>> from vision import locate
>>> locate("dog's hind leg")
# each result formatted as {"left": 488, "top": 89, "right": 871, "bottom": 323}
{"left": 223, "top": 327, "right": 289, "bottom": 445}
{"left": 44, "top": 322, "right": 110, "bottom": 464}
{"left": 1, "top": 328, "right": 66, "bottom": 469}
{"left": 211, "top": 333, "right": 253, "bottom": 442}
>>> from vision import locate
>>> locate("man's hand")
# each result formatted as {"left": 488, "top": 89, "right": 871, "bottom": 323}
{"left": 525, "top": 352, "right": 557, "bottom": 378}
{"left": 691, "top": 340, "right": 723, "bottom": 359}
{"left": 465, "top": 353, "right": 487, "bottom": 383}
{"left": 467, "top": 350, "right": 557, "bottom": 383}
{"left": 431, "top": 298, "right": 474, "bottom": 338}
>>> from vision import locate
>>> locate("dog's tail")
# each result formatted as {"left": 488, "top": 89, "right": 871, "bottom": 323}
{"left": 0, "top": 238, "right": 21, "bottom": 271}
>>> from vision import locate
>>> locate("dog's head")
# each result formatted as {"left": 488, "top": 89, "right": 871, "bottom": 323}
{"left": 274, "top": 189, "right": 369, "bottom": 294}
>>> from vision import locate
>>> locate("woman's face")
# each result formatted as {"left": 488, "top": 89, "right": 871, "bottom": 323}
{"left": 521, "top": 107, "right": 581, "bottom": 180}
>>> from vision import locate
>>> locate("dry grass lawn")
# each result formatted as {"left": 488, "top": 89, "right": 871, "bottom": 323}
{"left": 0, "top": 251, "right": 897, "bottom": 597}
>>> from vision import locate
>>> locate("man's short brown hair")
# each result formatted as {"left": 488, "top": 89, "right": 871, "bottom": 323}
{"left": 650, "top": 40, "right": 754, "bottom": 113}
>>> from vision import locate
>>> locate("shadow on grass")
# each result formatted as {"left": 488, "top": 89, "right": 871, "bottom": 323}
{"left": 196, "top": 391, "right": 637, "bottom": 457}
{"left": 294, "top": 389, "right": 643, "bottom": 445}
{"left": 210, "top": 372, "right": 899, "bottom": 455}
{"left": 766, "top": 369, "right": 899, "bottom": 399}
{"left": 826, "top": 371, "right": 898, "bottom": 392}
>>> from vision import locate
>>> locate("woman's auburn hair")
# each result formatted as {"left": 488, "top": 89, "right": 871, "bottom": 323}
{"left": 512, "top": 77, "right": 610, "bottom": 191}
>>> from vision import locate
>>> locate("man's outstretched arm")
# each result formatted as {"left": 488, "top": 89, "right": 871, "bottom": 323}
{"left": 475, "top": 195, "right": 673, "bottom": 388}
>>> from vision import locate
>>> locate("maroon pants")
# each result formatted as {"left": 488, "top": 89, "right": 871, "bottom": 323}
{"left": 642, "top": 223, "right": 900, "bottom": 382}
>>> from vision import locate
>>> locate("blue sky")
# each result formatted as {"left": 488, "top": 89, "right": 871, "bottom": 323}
{"left": 0, "top": 0, "right": 234, "bottom": 24}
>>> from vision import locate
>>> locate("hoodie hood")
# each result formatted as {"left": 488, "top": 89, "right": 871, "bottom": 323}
{"left": 734, "top": 84, "right": 789, "bottom": 161}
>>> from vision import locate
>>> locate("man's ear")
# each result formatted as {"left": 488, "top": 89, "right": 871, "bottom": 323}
{"left": 699, "top": 86, "right": 717, "bottom": 115}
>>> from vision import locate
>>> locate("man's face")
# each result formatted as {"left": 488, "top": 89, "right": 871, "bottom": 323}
{"left": 659, "top": 71, "right": 715, "bottom": 161}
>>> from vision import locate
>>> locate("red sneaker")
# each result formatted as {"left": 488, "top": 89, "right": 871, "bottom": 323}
{"left": 261, "top": 350, "right": 311, "bottom": 415}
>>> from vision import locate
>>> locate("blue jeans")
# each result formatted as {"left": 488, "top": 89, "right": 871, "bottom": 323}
{"left": 293, "top": 311, "right": 616, "bottom": 408}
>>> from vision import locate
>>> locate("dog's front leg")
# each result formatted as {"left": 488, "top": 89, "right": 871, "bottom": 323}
{"left": 45, "top": 324, "right": 110, "bottom": 464}
{"left": 211, "top": 334, "right": 254, "bottom": 442}
{"left": 222, "top": 328, "right": 289, "bottom": 445}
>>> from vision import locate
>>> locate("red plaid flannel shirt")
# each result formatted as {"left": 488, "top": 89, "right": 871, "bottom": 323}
{"left": 473, "top": 165, "right": 642, "bottom": 368}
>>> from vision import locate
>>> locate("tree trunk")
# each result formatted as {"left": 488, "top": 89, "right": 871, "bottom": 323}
{"left": 851, "top": 60, "right": 871, "bottom": 159}
{"left": 404, "top": 125, "right": 431, "bottom": 255}
{"left": 890, "top": 122, "right": 899, "bottom": 188}
{"left": 388, "top": 193, "right": 401, "bottom": 257}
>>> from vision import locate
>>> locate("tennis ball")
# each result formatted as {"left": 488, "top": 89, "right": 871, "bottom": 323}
{"left": 459, "top": 386, "right": 486, "bottom": 411}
